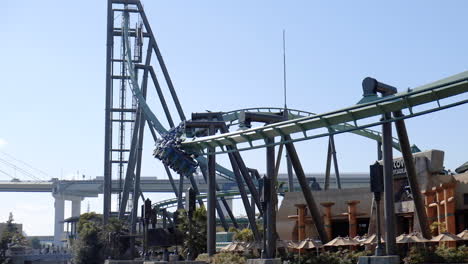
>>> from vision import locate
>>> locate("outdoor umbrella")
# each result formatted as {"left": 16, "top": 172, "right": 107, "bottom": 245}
{"left": 246, "top": 241, "right": 262, "bottom": 250}
{"left": 295, "top": 238, "right": 322, "bottom": 250}
{"left": 457, "top": 230, "right": 468, "bottom": 240}
{"left": 396, "top": 233, "right": 428, "bottom": 243}
{"left": 431, "top": 232, "right": 463, "bottom": 242}
{"left": 221, "top": 241, "right": 246, "bottom": 252}
{"left": 407, "top": 232, "right": 430, "bottom": 243}
{"left": 295, "top": 238, "right": 322, "bottom": 256}
{"left": 324, "top": 236, "right": 359, "bottom": 247}
{"left": 363, "top": 234, "right": 385, "bottom": 245}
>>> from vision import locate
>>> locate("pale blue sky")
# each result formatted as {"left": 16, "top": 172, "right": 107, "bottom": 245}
{"left": 0, "top": 1, "right": 467, "bottom": 235}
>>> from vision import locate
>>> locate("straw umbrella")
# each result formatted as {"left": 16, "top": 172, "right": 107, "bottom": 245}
{"left": 363, "top": 234, "right": 385, "bottom": 245}
{"left": 431, "top": 232, "right": 463, "bottom": 242}
{"left": 407, "top": 233, "right": 430, "bottom": 243}
{"left": 295, "top": 238, "right": 322, "bottom": 256}
{"left": 221, "top": 241, "right": 246, "bottom": 252}
{"left": 324, "top": 236, "right": 359, "bottom": 247}
{"left": 457, "top": 230, "right": 468, "bottom": 240}
{"left": 246, "top": 240, "right": 262, "bottom": 251}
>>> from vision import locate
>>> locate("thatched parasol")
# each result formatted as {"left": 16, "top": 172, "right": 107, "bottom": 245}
{"left": 324, "top": 236, "right": 359, "bottom": 247}
{"left": 431, "top": 232, "right": 463, "bottom": 242}
{"left": 295, "top": 238, "right": 323, "bottom": 250}
{"left": 221, "top": 241, "right": 247, "bottom": 252}
{"left": 396, "top": 233, "right": 428, "bottom": 243}
{"left": 457, "top": 230, "right": 468, "bottom": 240}
{"left": 246, "top": 240, "right": 295, "bottom": 250}
{"left": 363, "top": 234, "right": 385, "bottom": 244}
{"left": 246, "top": 241, "right": 262, "bottom": 250}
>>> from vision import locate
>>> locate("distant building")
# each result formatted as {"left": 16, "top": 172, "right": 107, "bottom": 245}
{"left": 280, "top": 150, "right": 468, "bottom": 243}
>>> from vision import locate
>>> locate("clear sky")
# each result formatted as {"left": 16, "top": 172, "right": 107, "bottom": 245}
{"left": 1, "top": 0, "right": 467, "bottom": 236}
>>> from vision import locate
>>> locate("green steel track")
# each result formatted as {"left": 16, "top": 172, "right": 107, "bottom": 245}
{"left": 122, "top": 10, "right": 467, "bottom": 183}
{"left": 182, "top": 71, "right": 468, "bottom": 154}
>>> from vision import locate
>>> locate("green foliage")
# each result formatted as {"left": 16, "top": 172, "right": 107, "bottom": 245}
{"left": 435, "top": 245, "right": 468, "bottom": 263}
{"left": 0, "top": 213, "right": 26, "bottom": 264}
{"left": 286, "top": 249, "right": 371, "bottom": 264}
{"left": 430, "top": 221, "right": 447, "bottom": 234}
{"left": 233, "top": 228, "right": 254, "bottom": 243}
{"left": 177, "top": 207, "right": 207, "bottom": 259}
{"left": 403, "top": 245, "right": 468, "bottom": 264}
{"left": 72, "top": 213, "right": 133, "bottom": 264}
{"left": 196, "top": 252, "right": 246, "bottom": 264}
{"left": 212, "top": 252, "right": 246, "bottom": 264}
{"left": 195, "top": 253, "right": 211, "bottom": 263}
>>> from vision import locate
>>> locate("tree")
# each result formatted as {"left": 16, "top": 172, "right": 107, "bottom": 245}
{"left": 177, "top": 207, "right": 207, "bottom": 259}
{"left": 0, "top": 213, "right": 26, "bottom": 264}
{"left": 72, "top": 213, "right": 134, "bottom": 264}
{"left": 72, "top": 213, "right": 105, "bottom": 264}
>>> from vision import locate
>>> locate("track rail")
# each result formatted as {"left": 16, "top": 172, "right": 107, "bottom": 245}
{"left": 182, "top": 72, "right": 468, "bottom": 154}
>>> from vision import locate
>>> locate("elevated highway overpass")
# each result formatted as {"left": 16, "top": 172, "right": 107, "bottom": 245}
{"left": 0, "top": 173, "right": 368, "bottom": 245}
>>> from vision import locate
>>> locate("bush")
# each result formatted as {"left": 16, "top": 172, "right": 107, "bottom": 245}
{"left": 286, "top": 249, "right": 371, "bottom": 264}
{"left": 435, "top": 245, "right": 468, "bottom": 263}
{"left": 195, "top": 253, "right": 211, "bottom": 263}
{"left": 212, "top": 252, "right": 246, "bottom": 264}
{"left": 72, "top": 213, "right": 134, "bottom": 264}
{"left": 403, "top": 245, "right": 468, "bottom": 264}
{"left": 233, "top": 228, "right": 254, "bottom": 242}
{"left": 177, "top": 207, "right": 207, "bottom": 259}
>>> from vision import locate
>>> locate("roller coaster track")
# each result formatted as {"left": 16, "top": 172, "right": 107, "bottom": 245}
{"left": 121, "top": 11, "right": 403, "bottom": 183}
{"left": 122, "top": 9, "right": 466, "bottom": 181}
{"left": 154, "top": 190, "right": 242, "bottom": 209}
{"left": 182, "top": 71, "right": 468, "bottom": 154}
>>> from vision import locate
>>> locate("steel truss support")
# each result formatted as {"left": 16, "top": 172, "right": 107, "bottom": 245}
{"left": 103, "top": 0, "right": 114, "bottom": 225}
{"left": 284, "top": 135, "right": 329, "bottom": 243}
{"left": 324, "top": 134, "right": 342, "bottom": 190}
{"left": 199, "top": 163, "right": 234, "bottom": 231}
{"left": 382, "top": 113, "right": 397, "bottom": 255}
{"left": 207, "top": 126, "right": 216, "bottom": 256}
{"left": 226, "top": 149, "right": 261, "bottom": 240}
{"left": 265, "top": 138, "right": 276, "bottom": 258}
{"left": 393, "top": 110, "right": 431, "bottom": 239}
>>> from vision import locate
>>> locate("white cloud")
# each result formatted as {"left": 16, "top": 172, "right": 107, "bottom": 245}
{"left": 0, "top": 138, "right": 7, "bottom": 148}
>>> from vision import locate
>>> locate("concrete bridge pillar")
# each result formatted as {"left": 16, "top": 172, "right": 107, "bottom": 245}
{"left": 71, "top": 199, "right": 82, "bottom": 217}
{"left": 54, "top": 196, "right": 65, "bottom": 245}
{"left": 53, "top": 194, "right": 84, "bottom": 246}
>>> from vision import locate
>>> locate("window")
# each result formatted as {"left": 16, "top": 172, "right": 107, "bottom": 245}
{"left": 464, "top": 193, "right": 468, "bottom": 205}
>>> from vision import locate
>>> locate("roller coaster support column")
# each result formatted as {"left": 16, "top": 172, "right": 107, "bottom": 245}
{"left": 362, "top": 77, "right": 399, "bottom": 255}
{"left": 330, "top": 135, "right": 342, "bottom": 189}
{"left": 177, "top": 174, "right": 184, "bottom": 209}
{"left": 226, "top": 151, "right": 261, "bottom": 240}
{"left": 286, "top": 154, "right": 294, "bottom": 192}
{"left": 199, "top": 163, "right": 231, "bottom": 231}
{"left": 284, "top": 136, "right": 329, "bottom": 244}
{"left": 393, "top": 110, "right": 431, "bottom": 239}
{"left": 207, "top": 125, "right": 216, "bottom": 256}
{"left": 241, "top": 111, "right": 327, "bottom": 242}
{"left": 382, "top": 113, "right": 397, "bottom": 255}
{"left": 324, "top": 134, "right": 342, "bottom": 189}
{"left": 231, "top": 152, "right": 263, "bottom": 212}
{"left": 103, "top": 0, "right": 113, "bottom": 225}
{"left": 266, "top": 138, "right": 277, "bottom": 258}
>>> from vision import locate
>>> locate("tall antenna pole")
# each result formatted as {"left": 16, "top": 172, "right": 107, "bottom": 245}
{"left": 283, "top": 30, "right": 287, "bottom": 109}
